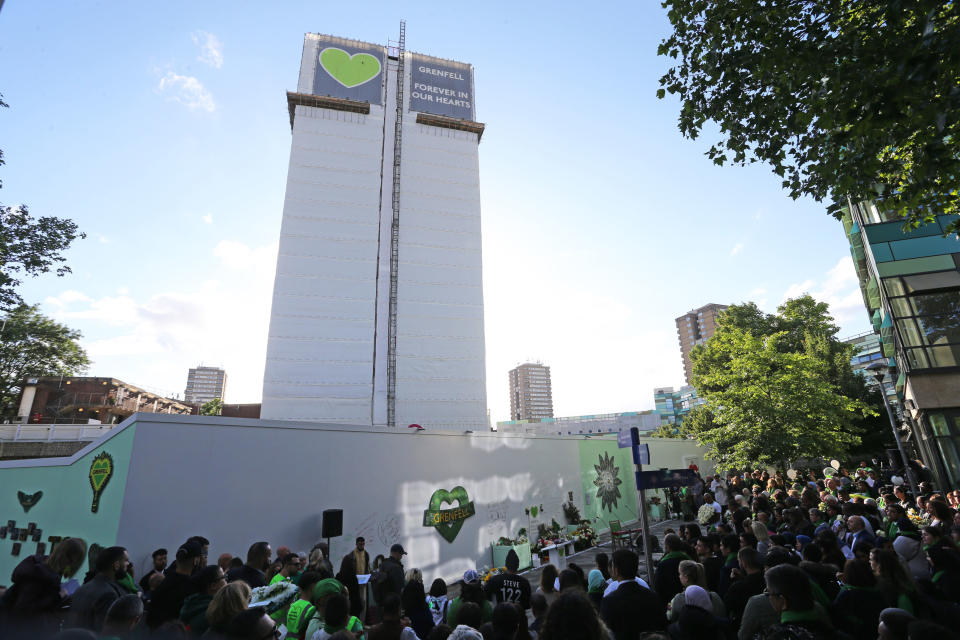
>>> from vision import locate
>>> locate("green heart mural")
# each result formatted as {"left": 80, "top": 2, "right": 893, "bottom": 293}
{"left": 422, "top": 486, "right": 475, "bottom": 543}
{"left": 320, "top": 48, "right": 381, "bottom": 88}
{"left": 88, "top": 452, "right": 114, "bottom": 513}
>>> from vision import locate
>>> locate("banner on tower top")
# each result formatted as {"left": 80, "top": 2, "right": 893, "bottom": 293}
{"left": 312, "top": 35, "right": 385, "bottom": 105}
{"left": 409, "top": 53, "right": 475, "bottom": 121}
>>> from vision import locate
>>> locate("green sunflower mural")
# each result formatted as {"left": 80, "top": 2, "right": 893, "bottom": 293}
{"left": 593, "top": 452, "right": 623, "bottom": 512}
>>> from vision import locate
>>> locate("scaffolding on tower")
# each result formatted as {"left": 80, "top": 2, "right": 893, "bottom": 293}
{"left": 386, "top": 21, "right": 405, "bottom": 428}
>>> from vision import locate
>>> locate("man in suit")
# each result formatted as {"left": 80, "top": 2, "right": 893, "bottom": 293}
{"left": 845, "top": 516, "right": 876, "bottom": 549}
{"left": 601, "top": 549, "right": 666, "bottom": 640}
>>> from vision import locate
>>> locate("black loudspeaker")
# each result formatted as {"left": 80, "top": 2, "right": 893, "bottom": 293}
{"left": 322, "top": 509, "right": 343, "bottom": 539}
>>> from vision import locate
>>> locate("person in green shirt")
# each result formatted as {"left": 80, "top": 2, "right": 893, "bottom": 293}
{"left": 285, "top": 571, "right": 323, "bottom": 640}
{"left": 304, "top": 578, "right": 348, "bottom": 640}
{"left": 270, "top": 553, "right": 302, "bottom": 585}
{"left": 313, "top": 593, "right": 364, "bottom": 639}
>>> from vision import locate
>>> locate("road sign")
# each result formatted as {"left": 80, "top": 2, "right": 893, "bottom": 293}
{"left": 632, "top": 443, "right": 650, "bottom": 465}
{"left": 635, "top": 468, "right": 697, "bottom": 491}
{"left": 618, "top": 427, "right": 639, "bottom": 448}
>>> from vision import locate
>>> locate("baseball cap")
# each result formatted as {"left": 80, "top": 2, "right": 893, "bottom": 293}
{"left": 462, "top": 569, "right": 479, "bottom": 584}
{"left": 390, "top": 544, "right": 407, "bottom": 555}
{"left": 313, "top": 578, "right": 344, "bottom": 600}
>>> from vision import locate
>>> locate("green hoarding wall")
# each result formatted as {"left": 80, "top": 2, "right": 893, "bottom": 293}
{"left": 0, "top": 424, "right": 135, "bottom": 582}
{"left": 577, "top": 439, "right": 638, "bottom": 530}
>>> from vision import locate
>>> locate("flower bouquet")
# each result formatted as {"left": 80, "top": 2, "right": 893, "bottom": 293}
{"left": 906, "top": 510, "right": 930, "bottom": 529}
{"left": 249, "top": 581, "right": 300, "bottom": 615}
{"left": 481, "top": 566, "right": 505, "bottom": 584}
{"left": 572, "top": 519, "right": 597, "bottom": 551}
{"left": 698, "top": 504, "right": 718, "bottom": 526}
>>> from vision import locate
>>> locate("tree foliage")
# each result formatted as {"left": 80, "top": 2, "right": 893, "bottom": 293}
{"left": 650, "top": 422, "right": 685, "bottom": 439}
{"left": 200, "top": 398, "right": 223, "bottom": 416}
{"left": 0, "top": 93, "right": 85, "bottom": 311}
{"left": 0, "top": 305, "right": 90, "bottom": 415}
{"left": 657, "top": 1, "right": 960, "bottom": 233}
{"left": 689, "top": 296, "right": 878, "bottom": 469}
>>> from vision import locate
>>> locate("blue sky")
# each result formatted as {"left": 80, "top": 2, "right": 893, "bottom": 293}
{"left": 0, "top": 2, "right": 871, "bottom": 421}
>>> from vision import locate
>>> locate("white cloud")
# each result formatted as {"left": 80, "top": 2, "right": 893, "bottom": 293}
{"left": 44, "top": 240, "right": 278, "bottom": 403}
{"left": 779, "top": 257, "right": 870, "bottom": 333}
{"left": 202, "top": 214, "right": 213, "bottom": 225}
{"left": 45, "top": 290, "right": 92, "bottom": 306}
{"left": 158, "top": 71, "right": 215, "bottom": 112}
{"left": 782, "top": 279, "right": 816, "bottom": 300}
{"left": 98, "top": 235, "right": 110, "bottom": 244}
{"left": 749, "top": 287, "right": 767, "bottom": 296}
{"left": 192, "top": 31, "right": 224, "bottom": 69}
{"left": 730, "top": 242, "right": 744, "bottom": 256}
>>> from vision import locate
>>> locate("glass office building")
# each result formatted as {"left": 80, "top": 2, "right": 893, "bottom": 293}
{"left": 843, "top": 201, "right": 960, "bottom": 486}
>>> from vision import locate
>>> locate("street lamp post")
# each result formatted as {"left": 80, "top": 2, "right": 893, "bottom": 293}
{"left": 865, "top": 362, "right": 920, "bottom": 496}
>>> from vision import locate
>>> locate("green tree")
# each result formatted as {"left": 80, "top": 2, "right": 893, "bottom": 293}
{"left": 1, "top": 93, "right": 85, "bottom": 310}
{"left": 650, "top": 422, "right": 685, "bottom": 439}
{"left": 0, "top": 305, "right": 90, "bottom": 415}
{"left": 689, "top": 297, "right": 878, "bottom": 469}
{"left": 200, "top": 398, "right": 223, "bottom": 416}
{"left": 657, "top": 1, "right": 960, "bottom": 233}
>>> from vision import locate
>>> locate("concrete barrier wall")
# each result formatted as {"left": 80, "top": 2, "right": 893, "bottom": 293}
{"left": 0, "top": 425, "right": 137, "bottom": 584}
{"left": 0, "top": 415, "right": 708, "bottom": 584}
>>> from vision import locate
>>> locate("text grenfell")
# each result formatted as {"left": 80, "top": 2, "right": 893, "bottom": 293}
{"left": 418, "top": 66, "right": 465, "bottom": 80}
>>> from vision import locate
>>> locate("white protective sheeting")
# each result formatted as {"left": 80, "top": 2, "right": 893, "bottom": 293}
{"left": 261, "top": 99, "right": 386, "bottom": 423}
{"left": 393, "top": 73, "right": 488, "bottom": 431}
{"left": 262, "top": 37, "right": 488, "bottom": 430}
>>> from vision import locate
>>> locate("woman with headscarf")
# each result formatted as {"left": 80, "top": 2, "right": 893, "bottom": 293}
{"left": 667, "top": 585, "right": 724, "bottom": 640}
{"left": 893, "top": 533, "right": 929, "bottom": 582}
{"left": 667, "top": 560, "right": 725, "bottom": 623}
{"left": 586, "top": 570, "right": 605, "bottom": 610}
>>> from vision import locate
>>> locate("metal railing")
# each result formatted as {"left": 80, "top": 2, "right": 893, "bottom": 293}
{"left": 0, "top": 423, "right": 118, "bottom": 442}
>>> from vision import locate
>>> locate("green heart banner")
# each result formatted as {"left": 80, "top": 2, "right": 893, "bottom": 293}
{"left": 423, "top": 486, "right": 475, "bottom": 543}
{"left": 88, "top": 452, "right": 114, "bottom": 513}
{"left": 319, "top": 47, "right": 381, "bottom": 88}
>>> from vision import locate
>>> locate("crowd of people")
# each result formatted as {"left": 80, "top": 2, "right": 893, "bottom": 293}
{"left": 1, "top": 461, "right": 959, "bottom": 640}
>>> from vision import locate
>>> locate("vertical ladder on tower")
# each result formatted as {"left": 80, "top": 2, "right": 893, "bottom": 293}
{"left": 386, "top": 20, "right": 406, "bottom": 428}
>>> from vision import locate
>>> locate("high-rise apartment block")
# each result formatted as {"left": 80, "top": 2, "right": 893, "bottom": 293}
{"left": 675, "top": 303, "right": 729, "bottom": 382}
{"left": 261, "top": 31, "right": 488, "bottom": 430}
{"left": 184, "top": 366, "right": 227, "bottom": 405}
{"left": 508, "top": 363, "right": 554, "bottom": 420}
